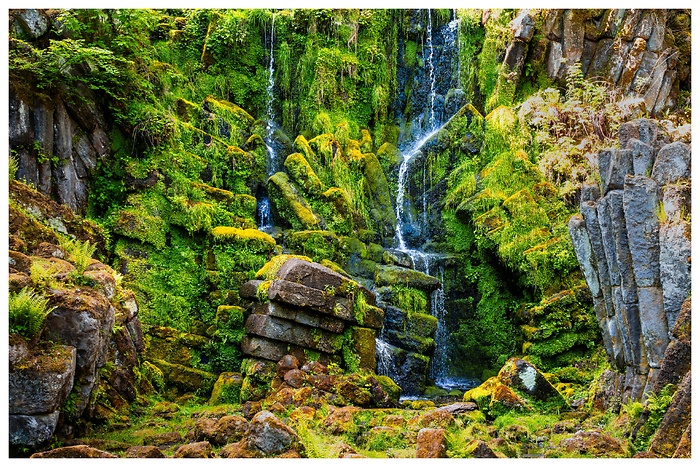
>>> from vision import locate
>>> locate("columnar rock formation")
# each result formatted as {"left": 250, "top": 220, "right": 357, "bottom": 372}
{"left": 568, "top": 118, "right": 691, "bottom": 401}
{"left": 239, "top": 258, "right": 384, "bottom": 370}
{"left": 504, "top": 9, "right": 689, "bottom": 116}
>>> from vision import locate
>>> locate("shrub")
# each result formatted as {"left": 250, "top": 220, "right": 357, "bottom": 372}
{"left": 9, "top": 287, "right": 55, "bottom": 339}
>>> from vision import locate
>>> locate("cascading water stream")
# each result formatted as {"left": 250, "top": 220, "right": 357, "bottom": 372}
{"left": 257, "top": 14, "right": 276, "bottom": 232}
{"left": 425, "top": 9, "right": 436, "bottom": 130}
{"left": 378, "top": 10, "right": 478, "bottom": 394}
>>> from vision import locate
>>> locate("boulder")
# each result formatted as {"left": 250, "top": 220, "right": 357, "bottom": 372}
{"left": 173, "top": 441, "right": 214, "bottom": 458}
{"left": 9, "top": 344, "right": 76, "bottom": 415}
{"left": 42, "top": 288, "right": 115, "bottom": 416}
{"left": 498, "top": 358, "right": 567, "bottom": 405}
{"left": 275, "top": 257, "right": 376, "bottom": 306}
{"left": 246, "top": 411, "right": 303, "bottom": 456}
{"left": 9, "top": 412, "right": 60, "bottom": 449}
{"left": 12, "top": 9, "right": 50, "bottom": 39}
{"left": 30, "top": 445, "right": 118, "bottom": 458}
{"left": 209, "top": 372, "right": 243, "bottom": 405}
{"left": 560, "top": 429, "right": 626, "bottom": 457}
{"left": 124, "top": 446, "right": 166, "bottom": 458}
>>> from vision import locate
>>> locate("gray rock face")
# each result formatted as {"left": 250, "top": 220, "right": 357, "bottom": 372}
{"left": 497, "top": 10, "right": 687, "bottom": 117}
{"left": 11, "top": 9, "right": 49, "bottom": 39}
{"left": 659, "top": 221, "right": 691, "bottom": 330}
{"left": 9, "top": 412, "right": 61, "bottom": 448}
{"left": 623, "top": 175, "right": 661, "bottom": 287}
{"left": 651, "top": 141, "right": 691, "bottom": 185}
{"left": 247, "top": 411, "right": 302, "bottom": 455}
{"left": 9, "top": 84, "right": 107, "bottom": 214}
{"left": 9, "top": 346, "right": 76, "bottom": 415}
{"left": 568, "top": 119, "right": 691, "bottom": 400}
{"left": 42, "top": 289, "right": 116, "bottom": 416}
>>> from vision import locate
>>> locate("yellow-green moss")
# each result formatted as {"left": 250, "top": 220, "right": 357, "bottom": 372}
{"left": 267, "top": 172, "right": 320, "bottom": 230}
{"left": 255, "top": 254, "right": 313, "bottom": 280}
{"left": 285, "top": 152, "right": 324, "bottom": 196}
{"left": 211, "top": 226, "right": 276, "bottom": 248}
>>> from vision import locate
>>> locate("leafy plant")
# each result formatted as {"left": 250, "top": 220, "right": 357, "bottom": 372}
{"left": 59, "top": 237, "right": 97, "bottom": 274}
{"left": 9, "top": 287, "right": 56, "bottom": 339}
{"left": 9, "top": 154, "right": 19, "bottom": 181}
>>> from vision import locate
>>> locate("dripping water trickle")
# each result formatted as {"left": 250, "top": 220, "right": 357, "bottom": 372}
{"left": 257, "top": 14, "right": 276, "bottom": 232}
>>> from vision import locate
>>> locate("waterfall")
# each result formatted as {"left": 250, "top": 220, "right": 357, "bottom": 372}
{"left": 375, "top": 338, "right": 394, "bottom": 378}
{"left": 425, "top": 9, "right": 436, "bottom": 130}
{"left": 380, "top": 10, "right": 479, "bottom": 394}
{"left": 265, "top": 13, "right": 276, "bottom": 163}
{"left": 257, "top": 14, "right": 276, "bottom": 232}
{"left": 394, "top": 126, "right": 443, "bottom": 251}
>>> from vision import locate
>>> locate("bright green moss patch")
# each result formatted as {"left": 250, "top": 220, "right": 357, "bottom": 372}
{"left": 285, "top": 152, "right": 325, "bottom": 196}
{"left": 286, "top": 230, "right": 340, "bottom": 263}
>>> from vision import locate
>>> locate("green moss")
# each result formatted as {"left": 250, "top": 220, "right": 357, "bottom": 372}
{"left": 211, "top": 226, "right": 276, "bottom": 248}
{"left": 286, "top": 230, "right": 340, "bottom": 263}
{"left": 284, "top": 152, "right": 325, "bottom": 197}
{"left": 391, "top": 285, "right": 429, "bottom": 316}
{"left": 267, "top": 172, "right": 320, "bottom": 230}
{"left": 403, "top": 40, "right": 417, "bottom": 68}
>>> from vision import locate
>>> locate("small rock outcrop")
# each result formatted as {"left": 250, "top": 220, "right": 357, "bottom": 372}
{"left": 568, "top": 118, "right": 690, "bottom": 402}
{"left": 8, "top": 180, "right": 144, "bottom": 452}
{"left": 463, "top": 358, "right": 566, "bottom": 417}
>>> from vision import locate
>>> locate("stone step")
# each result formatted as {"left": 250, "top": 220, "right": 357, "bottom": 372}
{"left": 267, "top": 279, "right": 353, "bottom": 321}
{"left": 253, "top": 301, "right": 346, "bottom": 334}
{"left": 275, "top": 257, "right": 377, "bottom": 306}
{"left": 244, "top": 314, "right": 343, "bottom": 355}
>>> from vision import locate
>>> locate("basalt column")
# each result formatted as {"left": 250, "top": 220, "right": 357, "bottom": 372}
{"left": 568, "top": 119, "right": 690, "bottom": 402}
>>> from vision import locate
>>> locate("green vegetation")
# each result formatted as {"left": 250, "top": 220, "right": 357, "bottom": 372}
{"left": 9, "top": 287, "right": 55, "bottom": 339}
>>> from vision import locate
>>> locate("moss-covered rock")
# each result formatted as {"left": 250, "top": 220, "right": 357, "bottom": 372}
{"left": 150, "top": 359, "right": 217, "bottom": 395}
{"left": 255, "top": 254, "right": 313, "bottom": 281}
{"left": 375, "top": 265, "right": 440, "bottom": 292}
{"left": 267, "top": 172, "right": 320, "bottom": 230}
{"left": 208, "top": 372, "right": 243, "bottom": 405}
{"left": 343, "top": 326, "right": 376, "bottom": 372}
{"left": 360, "top": 152, "right": 397, "bottom": 242}
{"left": 284, "top": 153, "right": 324, "bottom": 197}
{"left": 286, "top": 230, "right": 340, "bottom": 263}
